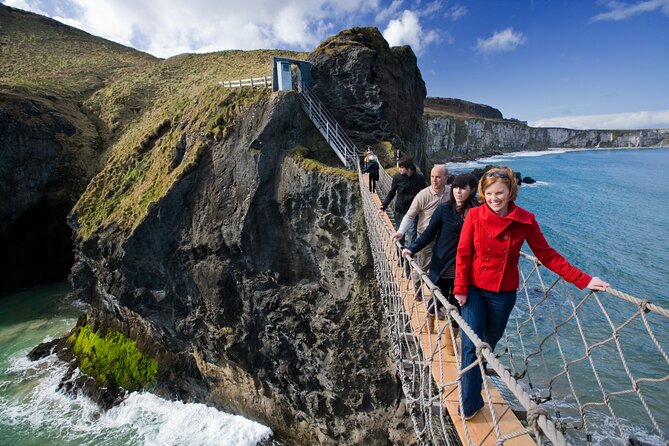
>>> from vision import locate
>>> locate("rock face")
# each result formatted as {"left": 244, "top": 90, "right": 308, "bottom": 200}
{"left": 423, "top": 104, "right": 669, "bottom": 160}
{"left": 425, "top": 97, "right": 503, "bottom": 120}
{"left": 0, "top": 92, "right": 101, "bottom": 293}
{"left": 70, "top": 91, "right": 413, "bottom": 445}
{"left": 308, "top": 27, "right": 427, "bottom": 168}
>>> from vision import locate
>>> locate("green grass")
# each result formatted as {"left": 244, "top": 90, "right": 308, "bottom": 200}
{"left": 0, "top": 5, "right": 157, "bottom": 99}
{"left": 292, "top": 146, "right": 358, "bottom": 181}
{"left": 67, "top": 317, "right": 158, "bottom": 392}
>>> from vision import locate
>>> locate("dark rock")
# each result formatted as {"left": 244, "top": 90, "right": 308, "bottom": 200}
{"left": 425, "top": 97, "right": 503, "bottom": 119}
{"left": 27, "top": 338, "right": 60, "bottom": 361}
{"left": 522, "top": 176, "right": 536, "bottom": 184}
{"left": 68, "top": 90, "right": 413, "bottom": 445}
{"left": 0, "top": 92, "right": 101, "bottom": 294}
{"left": 307, "top": 27, "right": 427, "bottom": 170}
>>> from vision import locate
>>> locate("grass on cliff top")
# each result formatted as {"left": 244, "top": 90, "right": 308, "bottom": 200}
{"left": 292, "top": 146, "right": 358, "bottom": 181}
{"left": 73, "top": 83, "right": 274, "bottom": 240}
{"left": 67, "top": 317, "right": 158, "bottom": 392}
{"left": 0, "top": 4, "right": 157, "bottom": 98}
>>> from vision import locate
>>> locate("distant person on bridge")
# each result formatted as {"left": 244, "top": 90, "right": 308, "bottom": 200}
{"left": 363, "top": 147, "right": 373, "bottom": 170}
{"left": 393, "top": 164, "right": 450, "bottom": 301}
{"left": 402, "top": 173, "right": 478, "bottom": 346}
{"left": 363, "top": 155, "right": 380, "bottom": 193}
{"left": 378, "top": 156, "right": 426, "bottom": 246}
{"left": 453, "top": 166, "right": 609, "bottom": 421}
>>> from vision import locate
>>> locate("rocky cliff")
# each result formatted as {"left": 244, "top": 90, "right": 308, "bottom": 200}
{"left": 57, "top": 26, "right": 420, "bottom": 446}
{"left": 68, "top": 87, "right": 412, "bottom": 445}
{"left": 424, "top": 98, "right": 669, "bottom": 160}
{"left": 0, "top": 4, "right": 157, "bottom": 293}
{"left": 308, "top": 27, "right": 427, "bottom": 170}
{"left": 4, "top": 7, "right": 416, "bottom": 443}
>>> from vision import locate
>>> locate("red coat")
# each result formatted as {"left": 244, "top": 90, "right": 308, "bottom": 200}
{"left": 453, "top": 202, "right": 591, "bottom": 296}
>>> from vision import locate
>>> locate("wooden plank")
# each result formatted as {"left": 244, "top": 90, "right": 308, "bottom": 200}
{"left": 365, "top": 180, "right": 536, "bottom": 445}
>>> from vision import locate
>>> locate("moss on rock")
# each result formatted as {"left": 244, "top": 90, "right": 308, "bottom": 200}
{"left": 67, "top": 317, "right": 158, "bottom": 392}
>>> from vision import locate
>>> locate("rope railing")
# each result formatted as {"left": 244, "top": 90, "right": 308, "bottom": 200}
{"left": 358, "top": 163, "right": 669, "bottom": 445}
{"left": 504, "top": 253, "right": 668, "bottom": 445}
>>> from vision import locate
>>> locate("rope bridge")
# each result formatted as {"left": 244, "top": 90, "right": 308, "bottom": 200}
{"left": 221, "top": 71, "right": 667, "bottom": 443}
{"left": 358, "top": 165, "right": 668, "bottom": 445}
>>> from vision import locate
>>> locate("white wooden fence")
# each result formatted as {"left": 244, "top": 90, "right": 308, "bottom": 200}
{"left": 218, "top": 76, "right": 273, "bottom": 88}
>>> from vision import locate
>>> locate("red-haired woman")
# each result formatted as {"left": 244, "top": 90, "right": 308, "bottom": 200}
{"left": 453, "top": 166, "right": 609, "bottom": 420}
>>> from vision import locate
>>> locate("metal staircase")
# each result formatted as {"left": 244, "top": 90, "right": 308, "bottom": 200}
{"left": 296, "top": 88, "right": 360, "bottom": 169}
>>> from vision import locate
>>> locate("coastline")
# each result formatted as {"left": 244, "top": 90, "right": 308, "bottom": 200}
{"left": 444, "top": 145, "right": 669, "bottom": 171}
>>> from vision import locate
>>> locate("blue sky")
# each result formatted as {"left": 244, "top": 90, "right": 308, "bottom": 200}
{"left": 4, "top": 0, "right": 669, "bottom": 129}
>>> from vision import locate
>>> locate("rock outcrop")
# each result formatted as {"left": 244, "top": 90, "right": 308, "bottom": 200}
{"left": 423, "top": 99, "right": 669, "bottom": 160}
{"left": 425, "top": 97, "right": 503, "bottom": 120}
{"left": 0, "top": 91, "right": 102, "bottom": 292}
{"left": 68, "top": 88, "right": 413, "bottom": 445}
{"left": 308, "top": 27, "right": 427, "bottom": 169}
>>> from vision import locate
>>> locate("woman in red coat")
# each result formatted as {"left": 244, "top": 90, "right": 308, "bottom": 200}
{"left": 453, "top": 167, "right": 609, "bottom": 420}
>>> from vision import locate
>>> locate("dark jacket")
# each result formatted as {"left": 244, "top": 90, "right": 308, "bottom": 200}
{"left": 454, "top": 202, "right": 591, "bottom": 296}
{"left": 380, "top": 170, "right": 426, "bottom": 214}
{"left": 408, "top": 200, "right": 476, "bottom": 283}
{"left": 364, "top": 159, "right": 380, "bottom": 179}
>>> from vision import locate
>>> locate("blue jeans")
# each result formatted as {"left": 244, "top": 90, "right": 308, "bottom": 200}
{"left": 460, "top": 285, "right": 517, "bottom": 417}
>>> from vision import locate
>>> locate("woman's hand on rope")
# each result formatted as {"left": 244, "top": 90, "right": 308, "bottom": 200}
{"left": 455, "top": 294, "right": 467, "bottom": 306}
{"left": 377, "top": 209, "right": 385, "bottom": 217}
{"left": 587, "top": 276, "right": 610, "bottom": 291}
{"left": 401, "top": 248, "right": 412, "bottom": 258}
{"left": 393, "top": 232, "right": 405, "bottom": 241}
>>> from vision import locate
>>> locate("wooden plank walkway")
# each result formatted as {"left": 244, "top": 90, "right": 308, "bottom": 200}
{"left": 367, "top": 176, "right": 535, "bottom": 445}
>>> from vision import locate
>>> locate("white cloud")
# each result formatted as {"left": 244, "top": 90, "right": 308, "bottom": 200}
{"left": 4, "top": 0, "right": 381, "bottom": 58}
{"left": 446, "top": 5, "right": 467, "bottom": 21}
{"left": 3, "top": 0, "right": 46, "bottom": 15}
{"left": 419, "top": 0, "right": 444, "bottom": 17}
{"left": 382, "top": 10, "right": 440, "bottom": 55}
{"left": 591, "top": 0, "right": 669, "bottom": 21}
{"left": 476, "top": 27, "right": 527, "bottom": 54}
{"left": 529, "top": 109, "right": 669, "bottom": 130}
{"left": 376, "top": 0, "right": 404, "bottom": 23}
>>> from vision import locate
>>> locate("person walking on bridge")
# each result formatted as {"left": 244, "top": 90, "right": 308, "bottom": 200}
{"left": 363, "top": 155, "right": 380, "bottom": 193}
{"left": 402, "top": 173, "right": 478, "bottom": 345}
{"left": 453, "top": 166, "right": 609, "bottom": 421}
{"left": 378, "top": 156, "right": 426, "bottom": 246}
{"left": 393, "top": 164, "right": 450, "bottom": 301}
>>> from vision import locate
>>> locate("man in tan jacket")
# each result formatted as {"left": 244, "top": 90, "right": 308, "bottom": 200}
{"left": 393, "top": 164, "right": 449, "bottom": 302}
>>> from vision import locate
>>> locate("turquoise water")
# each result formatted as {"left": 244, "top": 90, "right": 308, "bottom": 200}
{"left": 0, "top": 284, "right": 272, "bottom": 446}
{"left": 448, "top": 147, "right": 669, "bottom": 305}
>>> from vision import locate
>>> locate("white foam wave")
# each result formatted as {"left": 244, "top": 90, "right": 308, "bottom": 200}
{"left": 1, "top": 353, "right": 272, "bottom": 446}
{"left": 522, "top": 181, "right": 551, "bottom": 188}
{"left": 105, "top": 393, "right": 272, "bottom": 446}
{"left": 443, "top": 160, "right": 483, "bottom": 171}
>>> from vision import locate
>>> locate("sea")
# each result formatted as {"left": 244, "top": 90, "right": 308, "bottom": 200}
{"left": 1, "top": 147, "right": 667, "bottom": 445}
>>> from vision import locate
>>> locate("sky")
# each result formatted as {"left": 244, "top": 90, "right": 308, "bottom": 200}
{"left": 3, "top": 0, "right": 669, "bottom": 130}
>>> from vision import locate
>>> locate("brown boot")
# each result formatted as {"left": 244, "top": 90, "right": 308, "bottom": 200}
{"left": 427, "top": 314, "right": 435, "bottom": 334}
{"left": 444, "top": 327, "right": 459, "bottom": 356}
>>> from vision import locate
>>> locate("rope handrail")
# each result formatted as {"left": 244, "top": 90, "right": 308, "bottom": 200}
{"left": 519, "top": 252, "right": 669, "bottom": 318}
{"left": 358, "top": 164, "right": 669, "bottom": 445}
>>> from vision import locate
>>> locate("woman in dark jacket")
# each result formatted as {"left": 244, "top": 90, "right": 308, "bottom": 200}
{"left": 363, "top": 155, "right": 380, "bottom": 192}
{"left": 403, "top": 173, "right": 478, "bottom": 345}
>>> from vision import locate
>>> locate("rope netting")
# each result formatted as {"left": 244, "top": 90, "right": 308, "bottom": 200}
{"left": 358, "top": 165, "right": 668, "bottom": 446}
